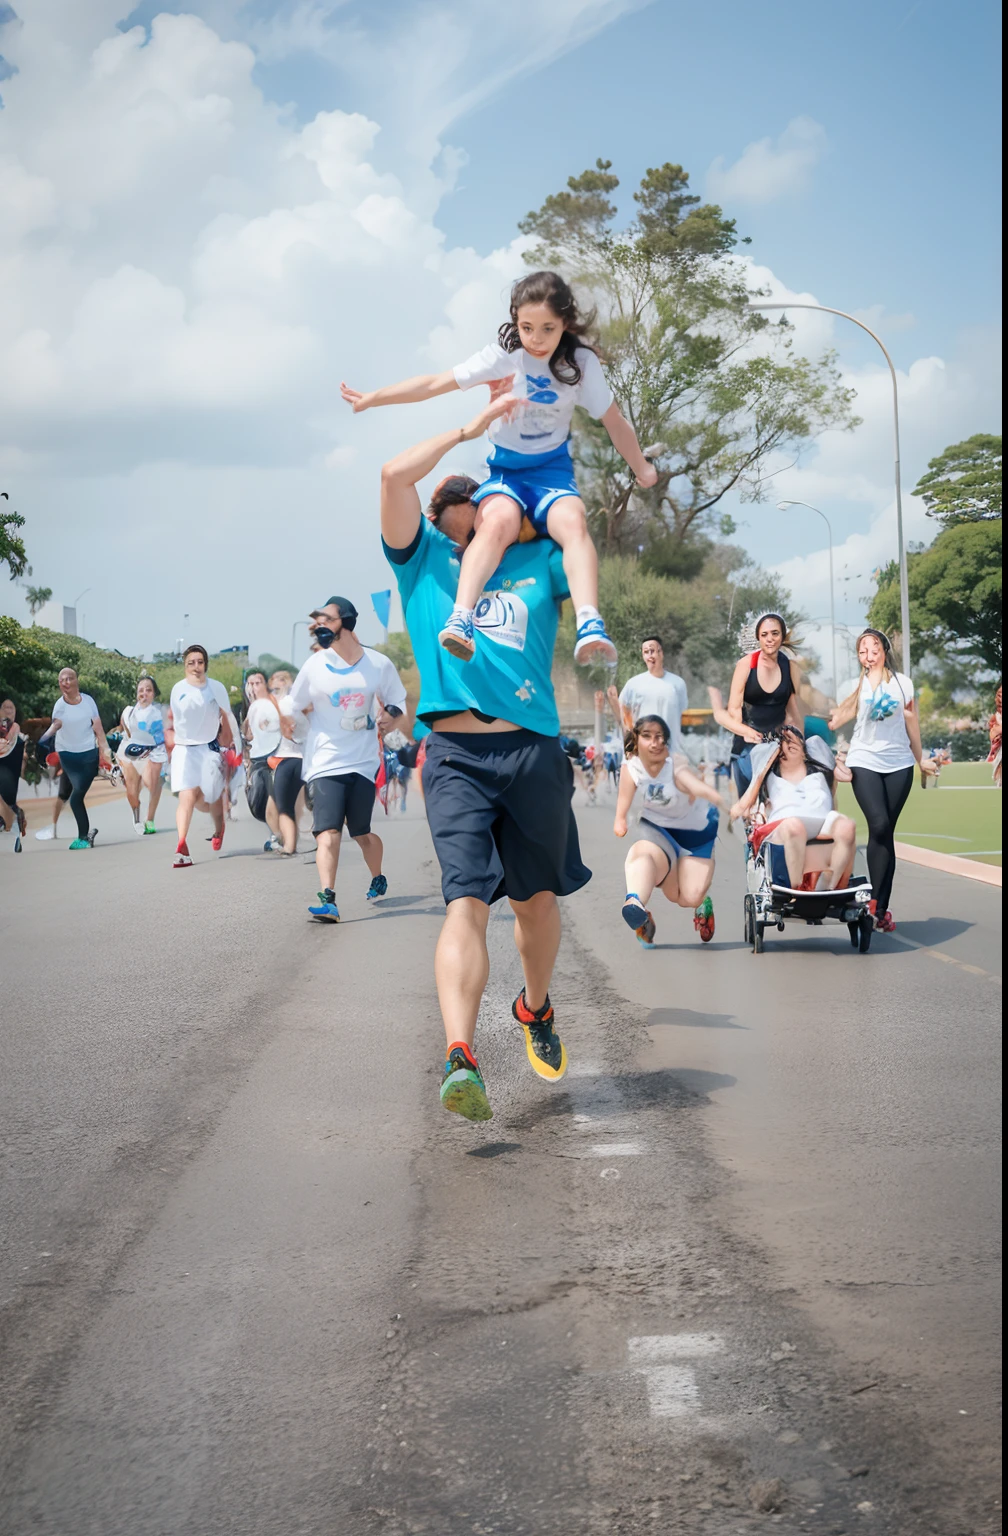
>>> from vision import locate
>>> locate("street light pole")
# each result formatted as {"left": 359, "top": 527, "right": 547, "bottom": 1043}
{"left": 777, "top": 499, "right": 837, "bottom": 704}
{"left": 291, "top": 620, "right": 309, "bottom": 667}
{"left": 72, "top": 586, "right": 91, "bottom": 640}
{"left": 747, "top": 301, "right": 911, "bottom": 675}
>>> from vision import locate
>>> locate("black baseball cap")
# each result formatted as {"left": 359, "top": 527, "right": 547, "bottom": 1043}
{"left": 310, "top": 596, "right": 358, "bottom": 628}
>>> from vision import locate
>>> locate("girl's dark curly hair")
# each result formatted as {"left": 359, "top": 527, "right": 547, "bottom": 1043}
{"left": 624, "top": 713, "right": 671, "bottom": 759}
{"left": 497, "top": 270, "right": 599, "bottom": 387}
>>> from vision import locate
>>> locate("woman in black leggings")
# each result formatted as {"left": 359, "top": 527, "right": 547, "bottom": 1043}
{"left": 830, "top": 629, "right": 936, "bottom": 932}
{"left": 0, "top": 697, "right": 27, "bottom": 852}
{"left": 38, "top": 668, "right": 112, "bottom": 850}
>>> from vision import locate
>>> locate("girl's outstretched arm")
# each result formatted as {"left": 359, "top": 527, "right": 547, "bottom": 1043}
{"left": 600, "top": 403, "right": 658, "bottom": 488}
{"left": 613, "top": 762, "right": 637, "bottom": 837}
{"left": 380, "top": 394, "right": 522, "bottom": 548}
{"left": 341, "top": 370, "right": 460, "bottom": 412}
{"left": 673, "top": 759, "right": 729, "bottom": 813}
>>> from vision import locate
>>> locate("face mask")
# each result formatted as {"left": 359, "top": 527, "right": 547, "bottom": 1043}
{"left": 313, "top": 627, "right": 336, "bottom": 648}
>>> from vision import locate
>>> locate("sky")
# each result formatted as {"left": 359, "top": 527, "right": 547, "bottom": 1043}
{"left": 0, "top": 0, "right": 1001, "bottom": 681}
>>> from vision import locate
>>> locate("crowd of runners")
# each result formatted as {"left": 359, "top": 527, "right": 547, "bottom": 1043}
{"left": 0, "top": 269, "right": 946, "bottom": 1123}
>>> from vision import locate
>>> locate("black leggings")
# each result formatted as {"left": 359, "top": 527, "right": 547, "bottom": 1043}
{"left": 59, "top": 749, "right": 100, "bottom": 838}
{"left": 271, "top": 756, "right": 303, "bottom": 820}
{"left": 850, "top": 765, "right": 914, "bottom": 914}
{"left": 0, "top": 736, "right": 24, "bottom": 822}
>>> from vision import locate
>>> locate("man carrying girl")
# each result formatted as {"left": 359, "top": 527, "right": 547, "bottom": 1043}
{"left": 343, "top": 270, "right": 656, "bottom": 667}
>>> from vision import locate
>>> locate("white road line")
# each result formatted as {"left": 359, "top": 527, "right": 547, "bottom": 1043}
{"left": 629, "top": 1334, "right": 724, "bottom": 1363}
{"left": 637, "top": 1364, "right": 700, "bottom": 1417}
{"left": 589, "top": 1142, "right": 643, "bottom": 1157}
{"left": 628, "top": 1333, "right": 724, "bottom": 1421}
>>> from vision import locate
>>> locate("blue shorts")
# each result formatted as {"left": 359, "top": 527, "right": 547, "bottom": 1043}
{"left": 471, "top": 442, "right": 580, "bottom": 537}
{"left": 422, "top": 729, "right": 591, "bottom": 906}
{"left": 637, "top": 805, "right": 720, "bottom": 865}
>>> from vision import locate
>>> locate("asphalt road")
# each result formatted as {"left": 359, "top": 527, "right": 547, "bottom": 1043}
{"left": 0, "top": 785, "right": 1001, "bottom": 1535}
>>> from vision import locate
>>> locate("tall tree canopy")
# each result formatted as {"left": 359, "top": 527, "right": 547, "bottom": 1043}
{"left": 519, "top": 160, "right": 858, "bottom": 555}
{"left": 913, "top": 433, "right": 1001, "bottom": 525}
{"left": 869, "top": 519, "right": 1002, "bottom": 672}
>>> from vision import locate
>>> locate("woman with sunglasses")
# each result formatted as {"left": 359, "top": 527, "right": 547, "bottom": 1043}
{"left": 614, "top": 713, "right": 729, "bottom": 946}
{"left": 829, "top": 629, "right": 935, "bottom": 931}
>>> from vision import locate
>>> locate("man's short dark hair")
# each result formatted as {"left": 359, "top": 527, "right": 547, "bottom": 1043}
{"left": 641, "top": 635, "right": 664, "bottom": 650}
{"left": 183, "top": 644, "right": 209, "bottom": 666}
{"left": 427, "top": 474, "right": 480, "bottom": 525}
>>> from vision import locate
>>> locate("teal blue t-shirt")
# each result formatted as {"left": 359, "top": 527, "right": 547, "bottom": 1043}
{"left": 383, "top": 519, "right": 569, "bottom": 736}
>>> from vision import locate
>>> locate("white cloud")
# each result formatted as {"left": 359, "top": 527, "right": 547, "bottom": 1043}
{"left": 707, "top": 116, "right": 827, "bottom": 205}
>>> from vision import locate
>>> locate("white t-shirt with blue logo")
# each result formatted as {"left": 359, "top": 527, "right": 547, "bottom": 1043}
{"left": 626, "top": 753, "right": 711, "bottom": 831}
{"left": 384, "top": 518, "right": 569, "bottom": 737}
{"left": 453, "top": 342, "right": 613, "bottom": 456}
{"left": 287, "top": 648, "right": 408, "bottom": 783}
{"left": 845, "top": 672, "right": 915, "bottom": 772}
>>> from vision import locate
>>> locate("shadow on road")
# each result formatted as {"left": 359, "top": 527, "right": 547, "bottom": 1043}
{"left": 889, "top": 917, "right": 974, "bottom": 946}
{"left": 647, "top": 1007, "right": 744, "bottom": 1030}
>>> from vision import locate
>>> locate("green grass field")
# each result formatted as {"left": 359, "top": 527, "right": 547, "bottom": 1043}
{"left": 837, "top": 762, "right": 1002, "bottom": 867}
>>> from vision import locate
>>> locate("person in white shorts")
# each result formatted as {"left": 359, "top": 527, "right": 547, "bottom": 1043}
{"left": 611, "top": 635, "right": 689, "bottom": 756}
{"left": 166, "top": 644, "right": 235, "bottom": 868}
{"left": 117, "top": 675, "right": 169, "bottom": 834}
{"left": 267, "top": 669, "right": 308, "bottom": 855}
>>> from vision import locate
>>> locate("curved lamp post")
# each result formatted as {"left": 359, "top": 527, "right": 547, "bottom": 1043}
{"left": 747, "top": 301, "right": 911, "bottom": 674}
{"left": 776, "top": 499, "right": 837, "bottom": 704}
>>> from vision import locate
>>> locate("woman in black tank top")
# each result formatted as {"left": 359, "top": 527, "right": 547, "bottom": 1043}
{"left": 726, "top": 613, "right": 803, "bottom": 794}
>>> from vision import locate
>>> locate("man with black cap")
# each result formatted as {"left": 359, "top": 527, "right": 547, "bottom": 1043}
{"left": 285, "top": 595, "right": 407, "bottom": 922}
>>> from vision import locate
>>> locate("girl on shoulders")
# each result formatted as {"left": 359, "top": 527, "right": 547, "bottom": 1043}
{"left": 828, "top": 628, "right": 935, "bottom": 931}
{"left": 613, "top": 714, "right": 728, "bottom": 947}
{"left": 341, "top": 270, "right": 656, "bottom": 668}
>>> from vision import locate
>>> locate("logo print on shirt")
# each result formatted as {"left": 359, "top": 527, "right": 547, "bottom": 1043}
{"left": 525, "top": 372, "right": 558, "bottom": 404}
{"left": 474, "top": 591, "right": 529, "bottom": 652}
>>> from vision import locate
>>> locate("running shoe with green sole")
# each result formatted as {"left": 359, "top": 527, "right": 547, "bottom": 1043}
{"left": 635, "top": 911, "right": 657, "bottom": 947}
{"left": 512, "top": 989, "right": 567, "bottom": 1080}
{"left": 440, "top": 1044, "right": 493, "bottom": 1121}
{"left": 68, "top": 838, "right": 90, "bottom": 850}
{"left": 693, "top": 894, "right": 715, "bottom": 943}
{"left": 143, "top": 822, "right": 157, "bottom": 834}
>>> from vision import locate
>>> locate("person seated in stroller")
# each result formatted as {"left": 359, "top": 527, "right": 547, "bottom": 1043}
{"left": 730, "top": 723, "right": 856, "bottom": 891}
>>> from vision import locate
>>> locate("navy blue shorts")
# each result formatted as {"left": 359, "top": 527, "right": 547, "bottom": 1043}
{"left": 311, "top": 772, "right": 374, "bottom": 838}
{"left": 422, "top": 729, "right": 592, "bottom": 906}
{"left": 470, "top": 443, "right": 580, "bottom": 537}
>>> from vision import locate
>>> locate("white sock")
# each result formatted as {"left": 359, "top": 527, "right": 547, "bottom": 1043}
{"left": 576, "top": 605, "right": 601, "bottom": 628}
{"left": 449, "top": 605, "right": 474, "bottom": 621}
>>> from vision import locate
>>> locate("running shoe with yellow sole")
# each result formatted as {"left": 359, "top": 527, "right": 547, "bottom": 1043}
{"left": 511, "top": 988, "right": 567, "bottom": 1080}
{"left": 693, "top": 894, "right": 715, "bottom": 943}
{"left": 440, "top": 1043, "right": 493, "bottom": 1121}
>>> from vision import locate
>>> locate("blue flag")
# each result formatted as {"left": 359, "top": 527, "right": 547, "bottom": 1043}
{"left": 371, "top": 589, "right": 392, "bottom": 630}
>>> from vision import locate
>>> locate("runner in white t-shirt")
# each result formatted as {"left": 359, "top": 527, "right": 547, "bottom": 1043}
{"left": 166, "top": 645, "right": 235, "bottom": 868}
{"left": 241, "top": 671, "right": 283, "bottom": 849}
{"left": 35, "top": 668, "right": 113, "bottom": 850}
{"left": 266, "top": 670, "right": 308, "bottom": 855}
{"left": 612, "top": 635, "right": 689, "bottom": 756}
{"left": 286, "top": 596, "right": 407, "bottom": 922}
{"left": 613, "top": 714, "right": 728, "bottom": 947}
{"left": 117, "top": 675, "right": 169, "bottom": 835}
{"left": 341, "top": 269, "right": 657, "bottom": 667}
{"left": 829, "top": 628, "right": 935, "bottom": 932}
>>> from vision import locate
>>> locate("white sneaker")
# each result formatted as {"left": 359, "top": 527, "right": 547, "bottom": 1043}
{"left": 35, "top": 826, "right": 57, "bottom": 841}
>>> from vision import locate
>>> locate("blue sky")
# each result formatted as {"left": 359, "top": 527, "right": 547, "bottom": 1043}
{"left": 0, "top": 0, "right": 1001, "bottom": 671}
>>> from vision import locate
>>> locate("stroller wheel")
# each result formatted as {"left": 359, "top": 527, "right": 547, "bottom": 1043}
{"left": 754, "top": 920, "right": 765, "bottom": 954}
{"left": 858, "top": 911, "right": 873, "bottom": 953}
{"left": 848, "top": 921, "right": 859, "bottom": 948}
{"left": 744, "top": 893, "right": 756, "bottom": 945}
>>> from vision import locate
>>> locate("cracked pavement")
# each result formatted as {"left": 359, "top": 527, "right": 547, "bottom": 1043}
{"left": 0, "top": 793, "right": 1001, "bottom": 1534}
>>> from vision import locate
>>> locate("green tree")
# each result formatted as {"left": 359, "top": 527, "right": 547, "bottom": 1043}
{"left": 1, "top": 492, "right": 28, "bottom": 580}
{"left": 914, "top": 433, "right": 1001, "bottom": 525}
{"left": 868, "top": 519, "right": 1002, "bottom": 671}
{"left": 25, "top": 584, "right": 53, "bottom": 618}
{"left": 519, "top": 159, "right": 859, "bottom": 554}
{"left": 0, "top": 617, "right": 144, "bottom": 722}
